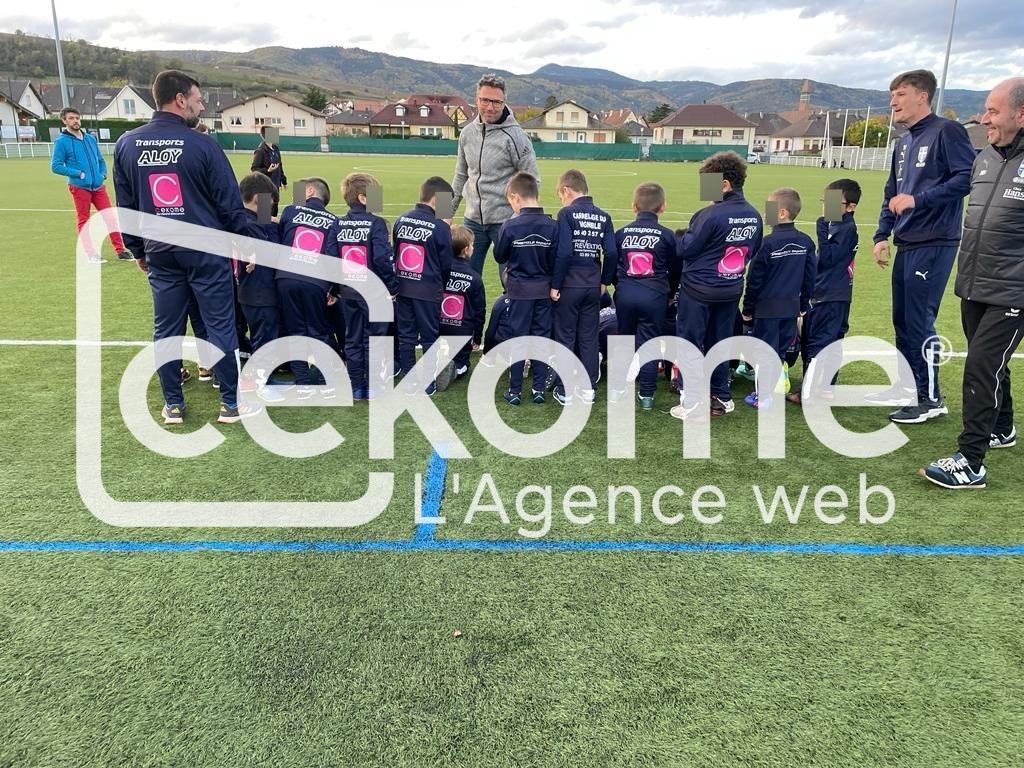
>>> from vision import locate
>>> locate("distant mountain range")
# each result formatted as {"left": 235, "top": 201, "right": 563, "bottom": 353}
{"left": 0, "top": 31, "right": 989, "bottom": 118}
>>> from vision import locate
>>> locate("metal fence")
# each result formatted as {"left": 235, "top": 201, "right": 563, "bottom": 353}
{"left": 766, "top": 146, "right": 894, "bottom": 172}
{"left": 0, "top": 141, "right": 117, "bottom": 159}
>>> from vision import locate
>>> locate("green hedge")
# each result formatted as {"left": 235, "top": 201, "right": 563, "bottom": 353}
{"left": 36, "top": 118, "right": 149, "bottom": 142}
{"left": 648, "top": 144, "right": 748, "bottom": 162}
{"left": 328, "top": 137, "right": 458, "bottom": 155}
{"left": 533, "top": 142, "right": 640, "bottom": 160}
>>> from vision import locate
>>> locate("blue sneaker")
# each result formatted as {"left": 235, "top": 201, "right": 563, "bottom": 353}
{"left": 637, "top": 393, "right": 654, "bottom": 410}
{"left": 921, "top": 452, "right": 987, "bottom": 489}
{"left": 504, "top": 390, "right": 522, "bottom": 406}
{"left": 161, "top": 404, "right": 185, "bottom": 425}
{"left": 352, "top": 387, "right": 369, "bottom": 401}
{"left": 532, "top": 389, "right": 545, "bottom": 404}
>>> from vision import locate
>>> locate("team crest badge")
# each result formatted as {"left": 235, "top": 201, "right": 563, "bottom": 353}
{"left": 915, "top": 146, "right": 929, "bottom": 167}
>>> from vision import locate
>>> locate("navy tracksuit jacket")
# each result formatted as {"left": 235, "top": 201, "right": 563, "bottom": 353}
{"left": 393, "top": 203, "right": 453, "bottom": 377}
{"left": 742, "top": 222, "right": 816, "bottom": 359}
{"left": 874, "top": 112, "right": 975, "bottom": 400}
{"left": 678, "top": 189, "right": 764, "bottom": 401}
{"left": 494, "top": 206, "right": 558, "bottom": 393}
{"left": 551, "top": 196, "right": 617, "bottom": 392}
{"left": 277, "top": 197, "right": 339, "bottom": 385}
{"left": 329, "top": 203, "right": 400, "bottom": 394}
{"left": 613, "top": 211, "right": 680, "bottom": 397}
{"left": 804, "top": 213, "right": 858, "bottom": 363}
{"left": 440, "top": 261, "right": 486, "bottom": 371}
{"left": 236, "top": 209, "right": 281, "bottom": 355}
{"left": 114, "top": 111, "right": 266, "bottom": 408}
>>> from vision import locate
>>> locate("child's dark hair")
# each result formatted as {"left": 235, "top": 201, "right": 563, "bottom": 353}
{"left": 633, "top": 182, "right": 665, "bottom": 213}
{"left": 557, "top": 169, "right": 588, "bottom": 195}
{"left": 826, "top": 178, "right": 862, "bottom": 206}
{"left": 771, "top": 187, "right": 802, "bottom": 220}
{"left": 239, "top": 172, "right": 278, "bottom": 204}
{"left": 506, "top": 172, "right": 540, "bottom": 200}
{"left": 342, "top": 172, "right": 379, "bottom": 207}
{"left": 674, "top": 228, "right": 688, "bottom": 239}
{"left": 699, "top": 151, "right": 747, "bottom": 190}
{"left": 451, "top": 225, "right": 473, "bottom": 258}
{"left": 420, "top": 176, "right": 454, "bottom": 203}
{"left": 305, "top": 177, "right": 330, "bottom": 206}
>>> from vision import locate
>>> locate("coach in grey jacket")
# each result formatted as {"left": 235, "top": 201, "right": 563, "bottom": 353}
{"left": 922, "top": 77, "right": 1024, "bottom": 489}
{"left": 452, "top": 74, "right": 539, "bottom": 278}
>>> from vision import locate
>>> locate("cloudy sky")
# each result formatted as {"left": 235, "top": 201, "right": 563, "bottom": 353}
{"left": 4, "top": 0, "right": 1021, "bottom": 90}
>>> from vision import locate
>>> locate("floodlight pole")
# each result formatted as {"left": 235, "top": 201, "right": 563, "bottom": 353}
{"left": 50, "top": 0, "right": 70, "bottom": 108}
{"left": 935, "top": 0, "right": 958, "bottom": 116}
{"left": 859, "top": 105, "right": 871, "bottom": 170}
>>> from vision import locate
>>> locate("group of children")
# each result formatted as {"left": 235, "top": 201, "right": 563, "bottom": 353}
{"left": 202, "top": 150, "right": 861, "bottom": 419}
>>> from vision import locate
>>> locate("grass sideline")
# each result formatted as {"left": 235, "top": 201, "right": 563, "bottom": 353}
{"left": 0, "top": 155, "right": 1022, "bottom": 766}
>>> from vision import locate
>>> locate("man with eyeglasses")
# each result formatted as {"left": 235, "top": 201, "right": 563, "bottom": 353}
{"left": 452, "top": 74, "right": 539, "bottom": 281}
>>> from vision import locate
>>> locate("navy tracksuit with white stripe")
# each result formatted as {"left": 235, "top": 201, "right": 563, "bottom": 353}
{"left": 874, "top": 112, "right": 975, "bottom": 401}
{"left": 393, "top": 203, "right": 453, "bottom": 378}
{"left": 552, "top": 196, "right": 617, "bottom": 393}
{"left": 803, "top": 213, "right": 858, "bottom": 372}
{"left": 114, "top": 111, "right": 268, "bottom": 408}
{"left": 328, "top": 203, "right": 400, "bottom": 395}
{"left": 277, "top": 197, "right": 339, "bottom": 385}
{"left": 678, "top": 190, "right": 764, "bottom": 401}
{"left": 494, "top": 207, "right": 558, "bottom": 394}
{"left": 613, "top": 211, "right": 680, "bottom": 397}
{"left": 742, "top": 222, "right": 816, "bottom": 358}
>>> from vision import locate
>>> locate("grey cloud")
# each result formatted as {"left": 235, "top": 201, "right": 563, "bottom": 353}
{"left": 485, "top": 19, "right": 568, "bottom": 45}
{"left": 524, "top": 36, "right": 607, "bottom": 58}
{"left": 588, "top": 12, "right": 640, "bottom": 29}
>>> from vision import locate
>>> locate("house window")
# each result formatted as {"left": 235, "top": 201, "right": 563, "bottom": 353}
{"left": 229, "top": 116, "right": 242, "bottom": 126}
{"left": 594, "top": 132, "right": 606, "bottom": 143}
{"left": 123, "top": 99, "right": 136, "bottom": 115}
{"left": 419, "top": 105, "right": 429, "bottom": 117}
{"left": 693, "top": 129, "right": 722, "bottom": 137}
{"left": 396, "top": 105, "right": 406, "bottom": 117}
{"left": 555, "top": 131, "right": 569, "bottom": 142}
{"left": 570, "top": 111, "right": 579, "bottom": 123}
{"left": 672, "top": 128, "right": 685, "bottom": 144}
{"left": 272, "top": 118, "right": 282, "bottom": 125}
{"left": 294, "top": 118, "right": 306, "bottom": 128}
{"left": 732, "top": 130, "right": 745, "bottom": 140}
{"left": 555, "top": 111, "right": 564, "bottom": 122}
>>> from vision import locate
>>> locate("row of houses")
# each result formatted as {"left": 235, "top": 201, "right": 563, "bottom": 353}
{"left": 0, "top": 76, "right": 990, "bottom": 153}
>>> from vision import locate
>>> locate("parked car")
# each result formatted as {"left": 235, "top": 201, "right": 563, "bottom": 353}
{"left": 746, "top": 153, "right": 761, "bottom": 164}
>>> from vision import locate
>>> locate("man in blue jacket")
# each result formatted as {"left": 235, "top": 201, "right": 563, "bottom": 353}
{"left": 51, "top": 107, "right": 131, "bottom": 264}
{"left": 114, "top": 70, "right": 266, "bottom": 425}
{"left": 871, "top": 69, "right": 975, "bottom": 424}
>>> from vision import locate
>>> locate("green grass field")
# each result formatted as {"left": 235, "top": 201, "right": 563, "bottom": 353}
{"left": 1, "top": 154, "right": 1022, "bottom": 766}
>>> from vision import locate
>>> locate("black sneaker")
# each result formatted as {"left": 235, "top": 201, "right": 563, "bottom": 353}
{"left": 435, "top": 360, "right": 456, "bottom": 392}
{"left": 116, "top": 250, "right": 134, "bottom": 261}
{"left": 990, "top": 427, "right": 1017, "bottom": 449}
{"left": 504, "top": 390, "right": 521, "bottom": 406}
{"left": 920, "top": 452, "right": 986, "bottom": 489}
{"left": 217, "top": 402, "right": 262, "bottom": 424}
{"left": 180, "top": 366, "right": 192, "bottom": 384}
{"left": 710, "top": 396, "right": 735, "bottom": 417}
{"left": 889, "top": 398, "right": 947, "bottom": 424}
{"left": 864, "top": 385, "right": 915, "bottom": 406}
{"left": 532, "top": 389, "right": 545, "bottom": 404}
{"left": 197, "top": 367, "right": 213, "bottom": 382}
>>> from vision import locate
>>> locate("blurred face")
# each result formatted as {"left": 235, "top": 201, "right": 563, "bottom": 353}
{"left": 61, "top": 111, "right": 81, "bottom": 131}
{"left": 476, "top": 85, "right": 506, "bottom": 125}
{"left": 890, "top": 83, "right": 930, "bottom": 127}
{"left": 981, "top": 84, "right": 1024, "bottom": 147}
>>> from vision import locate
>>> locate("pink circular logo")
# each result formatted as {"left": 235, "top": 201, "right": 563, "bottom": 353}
{"left": 441, "top": 293, "right": 465, "bottom": 319}
{"left": 717, "top": 246, "right": 748, "bottom": 275}
{"left": 293, "top": 227, "right": 324, "bottom": 253}
{"left": 341, "top": 245, "right": 368, "bottom": 273}
{"left": 149, "top": 173, "right": 183, "bottom": 207}
{"left": 398, "top": 243, "right": 425, "bottom": 273}
{"left": 627, "top": 251, "right": 654, "bottom": 277}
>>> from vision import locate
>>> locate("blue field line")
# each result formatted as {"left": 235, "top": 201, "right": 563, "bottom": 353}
{"left": 3, "top": 449, "right": 1024, "bottom": 557}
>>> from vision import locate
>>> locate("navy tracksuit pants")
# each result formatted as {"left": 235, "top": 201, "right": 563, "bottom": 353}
{"left": 507, "top": 298, "right": 551, "bottom": 394}
{"left": 241, "top": 304, "right": 279, "bottom": 355}
{"left": 341, "top": 296, "right": 389, "bottom": 393}
{"left": 676, "top": 298, "right": 736, "bottom": 402}
{"left": 892, "top": 245, "right": 956, "bottom": 400}
{"left": 614, "top": 282, "right": 665, "bottom": 398}
{"left": 148, "top": 251, "right": 239, "bottom": 407}
{"left": 277, "top": 277, "right": 336, "bottom": 386}
{"left": 440, "top": 320, "right": 474, "bottom": 371}
{"left": 553, "top": 286, "right": 601, "bottom": 394}
{"left": 752, "top": 317, "right": 797, "bottom": 359}
{"left": 395, "top": 296, "right": 440, "bottom": 378}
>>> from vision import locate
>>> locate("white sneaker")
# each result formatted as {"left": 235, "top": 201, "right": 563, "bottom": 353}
{"left": 87, "top": 254, "right": 108, "bottom": 264}
{"left": 577, "top": 388, "right": 596, "bottom": 405}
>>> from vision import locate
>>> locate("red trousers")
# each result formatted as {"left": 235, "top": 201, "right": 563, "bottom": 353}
{"left": 68, "top": 184, "right": 125, "bottom": 255}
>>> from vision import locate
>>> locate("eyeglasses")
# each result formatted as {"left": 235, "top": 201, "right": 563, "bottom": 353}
{"left": 477, "top": 97, "right": 504, "bottom": 108}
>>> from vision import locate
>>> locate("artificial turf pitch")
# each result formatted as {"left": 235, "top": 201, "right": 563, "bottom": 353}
{"left": 0, "top": 154, "right": 1022, "bottom": 765}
